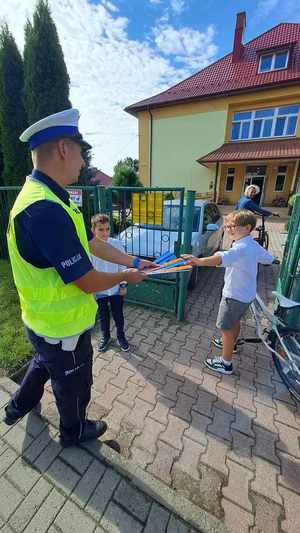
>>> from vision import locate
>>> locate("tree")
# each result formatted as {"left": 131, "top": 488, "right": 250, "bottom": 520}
{"left": 78, "top": 149, "right": 95, "bottom": 185}
{"left": 0, "top": 141, "right": 4, "bottom": 186}
{"left": 0, "top": 24, "right": 29, "bottom": 185}
{"left": 112, "top": 159, "right": 142, "bottom": 226}
{"left": 114, "top": 157, "right": 139, "bottom": 176}
{"left": 112, "top": 158, "right": 141, "bottom": 188}
{"left": 23, "top": 0, "right": 71, "bottom": 123}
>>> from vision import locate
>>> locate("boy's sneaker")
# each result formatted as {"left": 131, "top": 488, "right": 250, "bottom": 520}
{"left": 98, "top": 337, "right": 111, "bottom": 352}
{"left": 117, "top": 336, "right": 130, "bottom": 352}
{"left": 212, "top": 336, "right": 240, "bottom": 354}
{"left": 205, "top": 357, "right": 233, "bottom": 375}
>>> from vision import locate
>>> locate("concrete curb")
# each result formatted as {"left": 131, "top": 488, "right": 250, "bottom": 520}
{"left": 1, "top": 377, "right": 229, "bottom": 533}
{"left": 84, "top": 440, "right": 230, "bottom": 533}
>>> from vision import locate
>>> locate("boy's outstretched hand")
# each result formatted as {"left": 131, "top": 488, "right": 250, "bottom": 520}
{"left": 181, "top": 254, "right": 198, "bottom": 265}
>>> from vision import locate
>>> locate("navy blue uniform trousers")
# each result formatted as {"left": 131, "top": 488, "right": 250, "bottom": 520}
{"left": 97, "top": 295, "right": 124, "bottom": 339}
{"left": 7, "top": 327, "right": 93, "bottom": 441}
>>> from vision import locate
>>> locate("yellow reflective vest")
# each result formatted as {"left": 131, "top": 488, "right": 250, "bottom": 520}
{"left": 7, "top": 178, "right": 97, "bottom": 338}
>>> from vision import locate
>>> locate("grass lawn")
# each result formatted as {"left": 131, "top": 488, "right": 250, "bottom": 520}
{"left": 0, "top": 259, "right": 32, "bottom": 376}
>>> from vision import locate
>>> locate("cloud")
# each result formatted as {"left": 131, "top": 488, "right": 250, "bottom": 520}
{"left": 170, "top": 0, "right": 187, "bottom": 15}
{"left": 256, "top": 0, "right": 280, "bottom": 17}
{"left": 101, "top": 1, "right": 119, "bottom": 12}
{"left": 0, "top": 0, "right": 217, "bottom": 174}
{"left": 153, "top": 24, "right": 217, "bottom": 69}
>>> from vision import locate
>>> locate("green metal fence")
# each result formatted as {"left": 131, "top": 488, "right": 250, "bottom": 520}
{"left": 0, "top": 184, "right": 194, "bottom": 320}
{"left": 99, "top": 186, "right": 195, "bottom": 320}
{"left": 0, "top": 184, "right": 101, "bottom": 260}
{"left": 277, "top": 193, "right": 300, "bottom": 328}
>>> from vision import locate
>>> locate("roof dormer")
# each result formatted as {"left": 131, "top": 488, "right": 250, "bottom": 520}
{"left": 258, "top": 49, "right": 289, "bottom": 73}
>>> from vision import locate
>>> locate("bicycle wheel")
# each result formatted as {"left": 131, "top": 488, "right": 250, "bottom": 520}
{"left": 271, "top": 333, "right": 300, "bottom": 402}
{"left": 263, "top": 231, "right": 269, "bottom": 250}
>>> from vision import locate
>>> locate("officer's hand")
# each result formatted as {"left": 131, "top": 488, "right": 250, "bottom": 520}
{"left": 139, "top": 259, "right": 156, "bottom": 270}
{"left": 123, "top": 269, "right": 146, "bottom": 284}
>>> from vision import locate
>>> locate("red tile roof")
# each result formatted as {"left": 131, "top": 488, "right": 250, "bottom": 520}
{"left": 126, "top": 23, "right": 300, "bottom": 115}
{"left": 90, "top": 169, "right": 112, "bottom": 186}
{"left": 198, "top": 138, "right": 300, "bottom": 165}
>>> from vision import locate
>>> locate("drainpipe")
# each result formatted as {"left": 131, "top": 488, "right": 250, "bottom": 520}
{"left": 213, "top": 162, "right": 219, "bottom": 203}
{"left": 148, "top": 108, "right": 153, "bottom": 187}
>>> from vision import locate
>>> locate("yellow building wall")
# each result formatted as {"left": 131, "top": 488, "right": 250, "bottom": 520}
{"left": 218, "top": 162, "right": 296, "bottom": 205}
{"left": 264, "top": 162, "right": 295, "bottom": 204}
{"left": 138, "top": 111, "right": 150, "bottom": 186}
{"left": 136, "top": 85, "right": 300, "bottom": 193}
{"left": 151, "top": 108, "right": 227, "bottom": 192}
{"left": 219, "top": 164, "right": 245, "bottom": 204}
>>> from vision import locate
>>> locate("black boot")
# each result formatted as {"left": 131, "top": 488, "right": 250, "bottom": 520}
{"left": 60, "top": 419, "right": 108, "bottom": 447}
{"left": 3, "top": 404, "right": 24, "bottom": 426}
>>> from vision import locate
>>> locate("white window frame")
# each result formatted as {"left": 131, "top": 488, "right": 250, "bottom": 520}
{"left": 258, "top": 50, "right": 289, "bottom": 73}
{"left": 274, "top": 167, "right": 287, "bottom": 192}
{"left": 225, "top": 169, "right": 235, "bottom": 192}
{"left": 231, "top": 105, "right": 299, "bottom": 141}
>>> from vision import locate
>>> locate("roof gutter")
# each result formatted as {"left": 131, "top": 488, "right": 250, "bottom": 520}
{"left": 125, "top": 78, "right": 300, "bottom": 115}
{"left": 148, "top": 108, "right": 153, "bottom": 187}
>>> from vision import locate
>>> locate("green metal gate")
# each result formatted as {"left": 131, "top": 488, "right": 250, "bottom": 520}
{"left": 0, "top": 184, "right": 101, "bottom": 260}
{"left": 99, "top": 186, "right": 195, "bottom": 320}
{"left": 0, "top": 184, "right": 195, "bottom": 320}
{"left": 277, "top": 193, "right": 300, "bottom": 328}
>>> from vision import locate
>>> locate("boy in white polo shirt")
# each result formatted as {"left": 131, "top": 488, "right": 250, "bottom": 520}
{"left": 184, "top": 210, "right": 274, "bottom": 374}
{"left": 91, "top": 214, "right": 129, "bottom": 352}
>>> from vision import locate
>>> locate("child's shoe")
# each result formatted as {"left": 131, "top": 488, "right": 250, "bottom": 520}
{"left": 117, "top": 335, "right": 130, "bottom": 352}
{"left": 212, "top": 336, "right": 241, "bottom": 353}
{"left": 98, "top": 337, "right": 111, "bottom": 352}
{"left": 205, "top": 357, "right": 233, "bottom": 375}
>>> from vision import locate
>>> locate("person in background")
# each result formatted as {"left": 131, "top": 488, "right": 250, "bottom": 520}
{"left": 235, "top": 185, "right": 278, "bottom": 217}
{"left": 91, "top": 213, "right": 130, "bottom": 353}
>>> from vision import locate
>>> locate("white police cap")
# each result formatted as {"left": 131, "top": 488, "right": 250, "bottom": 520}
{"left": 19, "top": 108, "right": 91, "bottom": 150}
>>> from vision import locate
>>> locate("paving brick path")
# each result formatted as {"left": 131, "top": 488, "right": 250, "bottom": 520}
{"left": 2, "top": 214, "right": 299, "bottom": 533}
{"left": 0, "top": 382, "right": 200, "bottom": 533}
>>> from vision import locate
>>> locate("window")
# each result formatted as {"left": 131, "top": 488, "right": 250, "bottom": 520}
{"left": 274, "top": 166, "right": 287, "bottom": 192}
{"left": 225, "top": 168, "right": 235, "bottom": 192}
{"left": 259, "top": 50, "right": 289, "bottom": 73}
{"left": 231, "top": 105, "right": 299, "bottom": 141}
{"left": 211, "top": 205, "right": 221, "bottom": 223}
{"left": 202, "top": 204, "right": 220, "bottom": 231}
{"left": 161, "top": 206, "right": 201, "bottom": 231}
{"left": 203, "top": 205, "right": 214, "bottom": 230}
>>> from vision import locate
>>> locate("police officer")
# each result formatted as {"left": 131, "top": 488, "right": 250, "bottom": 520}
{"left": 4, "top": 108, "right": 151, "bottom": 447}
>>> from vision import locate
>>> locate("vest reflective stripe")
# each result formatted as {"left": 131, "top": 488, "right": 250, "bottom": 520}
{"left": 7, "top": 178, "right": 97, "bottom": 338}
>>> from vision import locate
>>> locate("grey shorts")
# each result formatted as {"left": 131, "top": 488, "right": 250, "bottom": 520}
{"left": 216, "top": 297, "right": 251, "bottom": 331}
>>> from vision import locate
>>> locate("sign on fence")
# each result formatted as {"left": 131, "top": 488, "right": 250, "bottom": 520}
{"left": 132, "top": 192, "right": 163, "bottom": 225}
{"left": 67, "top": 188, "right": 83, "bottom": 207}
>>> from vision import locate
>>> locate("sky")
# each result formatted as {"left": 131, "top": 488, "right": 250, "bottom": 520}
{"left": 1, "top": 0, "right": 300, "bottom": 174}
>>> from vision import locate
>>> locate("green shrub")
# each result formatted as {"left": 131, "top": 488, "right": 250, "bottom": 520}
{"left": 0, "top": 260, "right": 32, "bottom": 375}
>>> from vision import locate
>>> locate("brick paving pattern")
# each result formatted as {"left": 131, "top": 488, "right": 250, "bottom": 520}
{"left": 1, "top": 215, "right": 299, "bottom": 533}
{"left": 0, "top": 385, "right": 197, "bottom": 533}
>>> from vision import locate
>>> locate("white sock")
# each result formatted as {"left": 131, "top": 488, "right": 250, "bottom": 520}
{"left": 221, "top": 358, "right": 232, "bottom": 367}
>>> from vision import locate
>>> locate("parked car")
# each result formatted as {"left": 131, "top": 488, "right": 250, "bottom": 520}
{"left": 119, "top": 200, "right": 224, "bottom": 289}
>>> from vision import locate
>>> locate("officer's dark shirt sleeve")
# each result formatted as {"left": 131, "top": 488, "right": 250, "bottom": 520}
{"left": 14, "top": 201, "right": 94, "bottom": 284}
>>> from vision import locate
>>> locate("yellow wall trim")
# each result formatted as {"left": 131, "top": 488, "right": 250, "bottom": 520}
{"left": 137, "top": 85, "right": 300, "bottom": 187}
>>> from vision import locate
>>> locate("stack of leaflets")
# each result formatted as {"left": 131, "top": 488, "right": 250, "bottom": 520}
{"left": 145, "top": 252, "right": 192, "bottom": 276}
